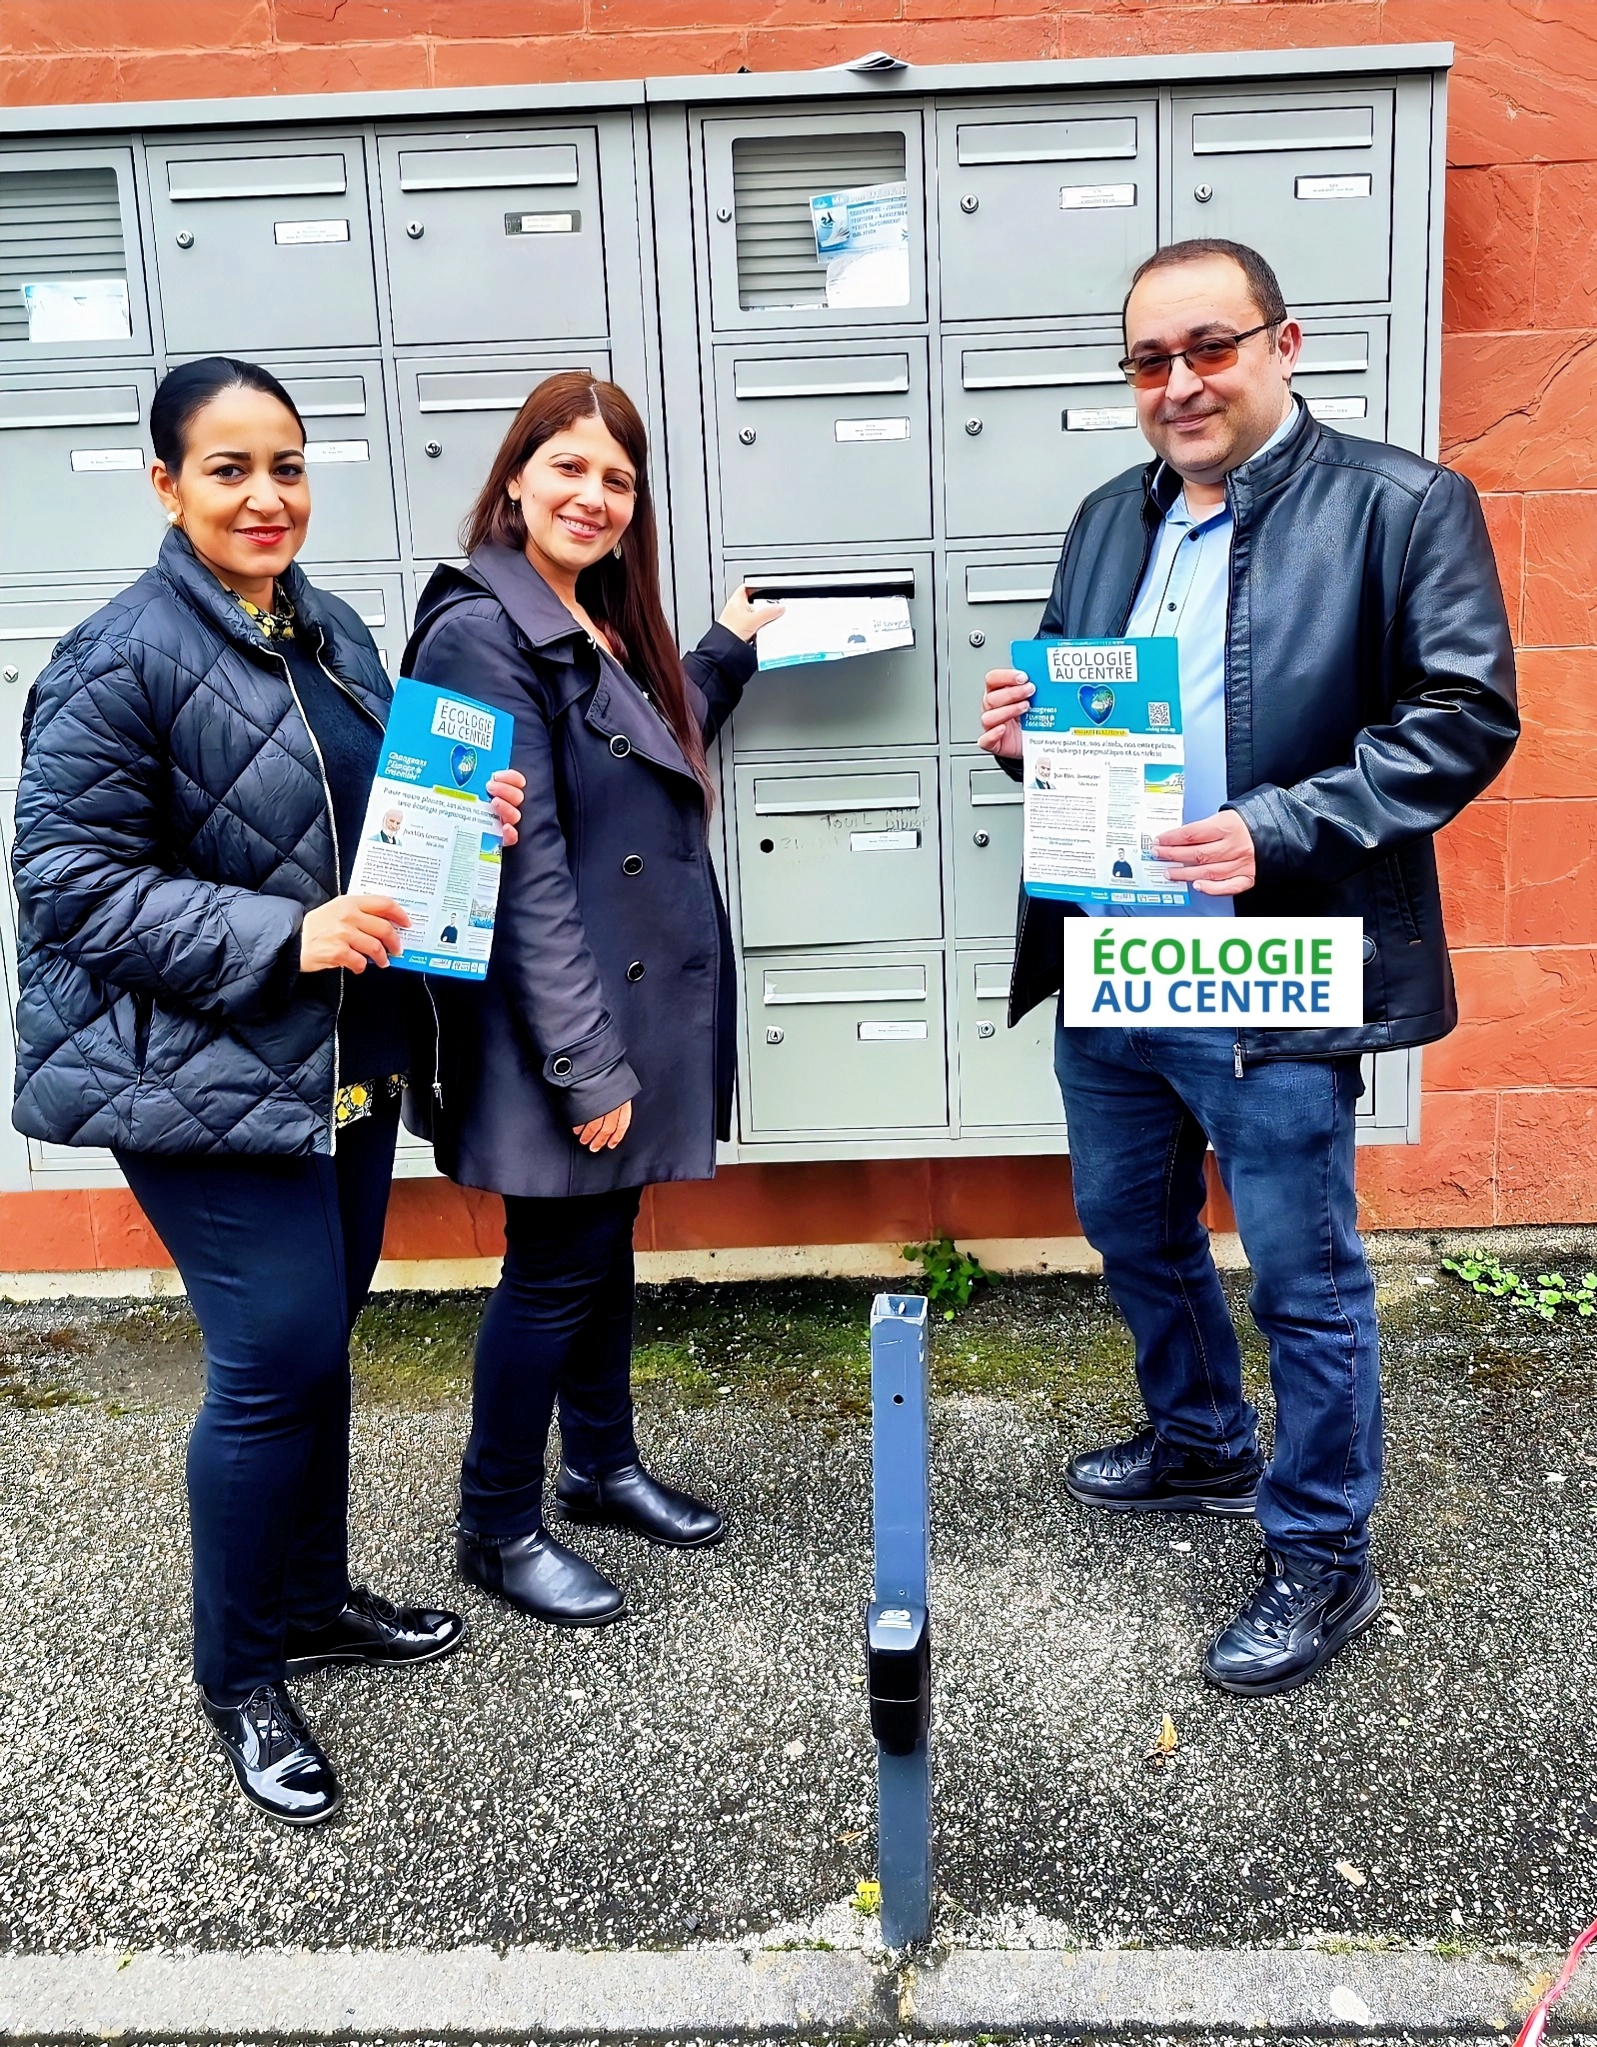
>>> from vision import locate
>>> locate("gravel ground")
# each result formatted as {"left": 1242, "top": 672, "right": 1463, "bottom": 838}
{"left": 1, "top": 1247, "right": 1595, "bottom": 1959}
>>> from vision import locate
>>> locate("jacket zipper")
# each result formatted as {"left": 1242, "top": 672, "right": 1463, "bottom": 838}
{"left": 271, "top": 644, "right": 345, "bottom": 1152}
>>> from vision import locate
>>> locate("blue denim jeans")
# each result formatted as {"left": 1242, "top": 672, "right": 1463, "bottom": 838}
{"left": 1054, "top": 1026, "right": 1381, "bottom": 1570}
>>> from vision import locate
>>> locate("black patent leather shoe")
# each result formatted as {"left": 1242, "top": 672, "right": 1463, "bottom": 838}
{"left": 1066, "top": 1425, "right": 1263, "bottom": 1516}
{"left": 1202, "top": 1547, "right": 1384, "bottom": 1697}
{"left": 556, "top": 1460, "right": 725, "bottom": 1548}
{"left": 456, "top": 1524, "right": 627, "bottom": 1627}
{"left": 202, "top": 1681, "right": 342, "bottom": 1826}
{"left": 283, "top": 1584, "right": 465, "bottom": 1677}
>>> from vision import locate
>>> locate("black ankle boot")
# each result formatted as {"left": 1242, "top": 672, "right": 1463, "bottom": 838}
{"left": 455, "top": 1524, "right": 627, "bottom": 1627}
{"left": 556, "top": 1461, "right": 725, "bottom": 1548}
{"left": 201, "top": 1681, "right": 342, "bottom": 1826}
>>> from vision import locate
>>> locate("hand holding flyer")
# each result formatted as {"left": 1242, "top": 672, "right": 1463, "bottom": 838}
{"left": 346, "top": 678, "right": 513, "bottom": 978}
{"left": 1015, "top": 638, "right": 1187, "bottom": 908}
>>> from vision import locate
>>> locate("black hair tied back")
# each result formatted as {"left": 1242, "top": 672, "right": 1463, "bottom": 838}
{"left": 149, "top": 357, "right": 307, "bottom": 471}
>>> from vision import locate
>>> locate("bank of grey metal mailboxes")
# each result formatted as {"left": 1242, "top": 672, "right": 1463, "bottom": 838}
{"left": 0, "top": 46, "right": 1446, "bottom": 1189}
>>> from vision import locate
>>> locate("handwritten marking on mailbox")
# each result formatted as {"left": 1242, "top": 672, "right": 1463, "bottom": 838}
{"left": 304, "top": 439, "right": 371, "bottom": 464}
{"left": 1295, "top": 174, "right": 1373, "bottom": 200}
{"left": 273, "top": 219, "right": 351, "bottom": 245}
{"left": 835, "top": 417, "right": 911, "bottom": 443}
{"left": 850, "top": 829, "right": 921, "bottom": 852}
{"left": 859, "top": 1021, "right": 928, "bottom": 1041}
{"left": 1064, "top": 407, "right": 1137, "bottom": 432}
{"left": 70, "top": 448, "right": 145, "bottom": 472}
{"left": 1060, "top": 183, "right": 1136, "bottom": 209}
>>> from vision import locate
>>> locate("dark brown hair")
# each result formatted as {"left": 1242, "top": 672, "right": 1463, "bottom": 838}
{"left": 461, "top": 373, "right": 708, "bottom": 795}
{"left": 1122, "top": 238, "right": 1289, "bottom": 340}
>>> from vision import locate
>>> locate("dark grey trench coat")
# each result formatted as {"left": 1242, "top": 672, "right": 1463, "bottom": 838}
{"left": 401, "top": 545, "right": 756, "bottom": 1198}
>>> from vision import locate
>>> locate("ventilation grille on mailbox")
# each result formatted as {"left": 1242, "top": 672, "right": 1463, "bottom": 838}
{"left": 731, "top": 132, "right": 906, "bottom": 311}
{"left": 0, "top": 166, "right": 127, "bottom": 346}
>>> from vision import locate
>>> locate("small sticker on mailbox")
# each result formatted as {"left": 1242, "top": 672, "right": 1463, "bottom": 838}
{"left": 506, "top": 211, "right": 580, "bottom": 235}
{"left": 858, "top": 1020, "right": 928, "bottom": 1041}
{"left": 274, "top": 219, "right": 351, "bottom": 245}
{"left": 850, "top": 829, "right": 920, "bottom": 852}
{"left": 1060, "top": 183, "right": 1136, "bottom": 209}
{"left": 1295, "top": 175, "right": 1373, "bottom": 200}
{"left": 1063, "top": 407, "right": 1137, "bottom": 432}
{"left": 69, "top": 447, "right": 144, "bottom": 472}
{"left": 305, "top": 439, "right": 372, "bottom": 463}
{"left": 835, "top": 417, "right": 911, "bottom": 443}
{"left": 1305, "top": 397, "right": 1368, "bottom": 421}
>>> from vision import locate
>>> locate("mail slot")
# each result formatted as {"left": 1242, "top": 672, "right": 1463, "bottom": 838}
{"left": 1172, "top": 90, "right": 1395, "bottom": 307}
{"left": 745, "top": 954, "right": 948, "bottom": 1136}
{"left": 734, "top": 760, "right": 942, "bottom": 949}
{"left": 715, "top": 341, "right": 932, "bottom": 547}
{"left": 254, "top": 362, "right": 399, "bottom": 564}
{"left": 950, "top": 761, "right": 1024, "bottom": 939}
{"left": 0, "top": 146, "right": 151, "bottom": 361}
{"left": 0, "top": 584, "right": 124, "bottom": 788}
{"left": 731, "top": 556, "right": 935, "bottom": 752}
{"left": 944, "top": 335, "right": 1135, "bottom": 539}
{"left": 1295, "top": 318, "right": 1388, "bottom": 441}
{"left": 956, "top": 952, "right": 1065, "bottom": 1131}
{"left": 315, "top": 573, "right": 408, "bottom": 678}
{"left": 945, "top": 554, "right": 1058, "bottom": 745}
{"left": 147, "top": 135, "right": 380, "bottom": 352}
{"left": 937, "top": 100, "right": 1157, "bottom": 322}
{"left": 378, "top": 128, "right": 607, "bottom": 345}
{"left": 398, "top": 353, "right": 610, "bottom": 559}
{"left": 0, "top": 373, "right": 163, "bottom": 574}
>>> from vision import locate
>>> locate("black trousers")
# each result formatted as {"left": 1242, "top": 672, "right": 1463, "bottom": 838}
{"left": 459, "top": 1187, "right": 642, "bottom": 1539}
{"left": 116, "top": 1104, "right": 399, "bottom": 1704}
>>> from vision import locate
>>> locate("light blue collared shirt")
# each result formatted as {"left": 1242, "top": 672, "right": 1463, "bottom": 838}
{"left": 1108, "top": 398, "right": 1301, "bottom": 921}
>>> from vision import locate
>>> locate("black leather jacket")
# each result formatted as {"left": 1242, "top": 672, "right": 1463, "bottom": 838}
{"left": 1007, "top": 406, "right": 1520, "bottom": 1059}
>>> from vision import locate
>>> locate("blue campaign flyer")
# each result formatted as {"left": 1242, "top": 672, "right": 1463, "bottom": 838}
{"left": 1014, "top": 637, "right": 1188, "bottom": 908}
{"left": 346, "top": 677, "right": 513, "bottom": 979}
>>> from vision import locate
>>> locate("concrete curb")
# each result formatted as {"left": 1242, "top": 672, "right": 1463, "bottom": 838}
{"left": 0, "top": 1945, "right": 1590, "bottom": 2040}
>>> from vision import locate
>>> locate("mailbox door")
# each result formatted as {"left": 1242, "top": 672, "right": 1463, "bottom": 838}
{"left": 728, "top": 557, "right": 935, "bottom": 753}
{"left": 147, "top": 135, "right": 379, "bottom": 353}
{"left": 701, "top": 110, "right": 926, "bottom": 332}
{"left": 944, "top": 553, "right": 1059, "bottom": 748}
{"left": 955, "top": 951, "right": 1063, "bottom": 1130}
{"left": 944, "top": 334, "right": 1137, "bottom": 540}
{"left": 1171, "top": 89, "right": 1396, "bottom": 308}
{"left": 950, "top": 759, "right": 1024, "bottom": 940}
{"left": 715, "top": 341, "right": 932, "bottom": 548}
{"left": 378, "top": 128, "right": 608, "bottom": 345}
{"left": 0, "top": 146, "right": 151, "bottom": 363}
{"left": 397, "top": 353, "right": 610, "bottom": 561}
{"left": 315, "top": 573, "right": 408, "bottom": 679}
{"left": 745, "top": 955, "right": 948, "bottom": 1135}
{"left": 0, "top": 373, "right": 163, "bottom": 575}
{"left": 0, "top": 584, "right": 126, "bottom": 790}
{"left": 256, "top": 361, "right": 399, "bottom": 564}
{"left": 732, "top": 760, "right": 942, "bottom": 949}
{"left": 936, "top": 100, "right": 1158, "bottom": 322}
{"left": 1295, "top": 317, "right": 1389, "bottom": 441}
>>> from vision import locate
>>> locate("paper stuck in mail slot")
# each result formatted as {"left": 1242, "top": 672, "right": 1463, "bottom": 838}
{"left": 755, "top": 596, "right": 914, "bottom": 670}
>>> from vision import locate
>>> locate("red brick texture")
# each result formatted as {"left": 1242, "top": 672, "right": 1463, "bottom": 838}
{"left": 0, "top": 1, "right": 1592, "bottom": 1256}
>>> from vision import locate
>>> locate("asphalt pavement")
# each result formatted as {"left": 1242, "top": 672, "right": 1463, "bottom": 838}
{"left": 1, "top": 1243, "right": 1595, "bottom": 1963}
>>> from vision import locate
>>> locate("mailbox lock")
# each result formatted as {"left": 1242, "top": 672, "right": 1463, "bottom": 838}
{"left": 424, "top": 440, "right": 442, "bottom": 458}
{"left": 959, "top": 193, "right": 979, "bottom": 214}
{"left": 716, "top": 206, "right": 732, "bottom": 223}
{"left": 758, "top": 837, "right": 774, "bottom": 853}
{"left": 621, "top": 853, "right": 644, "bottom": 876}
{"left": 968, "top": 630, "right": 985, "bottom": 648}
{"left": 1194, "top": 183, "right": 1214, "bottom": 203}
{"left": 972, "top": 830, "right": 990, "bottom": 848}
{"left": 765, "top": 1026, "right": 784, "bottom": 1045}
{"left": 406, "top": 220, "right": 425, "bottom": 239}
{"left": 738, "top": 428, "right": 757, "bottom": 446}
{"left": 175, "top": 230, "right": 195, "bottom": 249}
{"left": 965, "top": 418, "right": 983, "bottom": 436}
{"left": 609, "top": 733, "right": 632, "bottom": 758}
{"left": 2, "top": 666, "right": 18, "bottom": 685}
{"left": 976, "top": 1022, "right": 996, "bottom": 1039}
{"left": 625, "top": 959, "right": 646, "bottom": 982}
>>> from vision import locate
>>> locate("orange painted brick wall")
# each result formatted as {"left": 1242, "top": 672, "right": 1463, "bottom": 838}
{"left": 0, "top": 0, "right": 1591, "bottom": 1270}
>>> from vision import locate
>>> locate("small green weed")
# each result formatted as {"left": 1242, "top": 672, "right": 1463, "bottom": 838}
{"left": 1441, "top": 1255, "right": 1597, "bottom": 1322}
{"left": 901, "top": 1237, "right": 993, "bottom": 1320}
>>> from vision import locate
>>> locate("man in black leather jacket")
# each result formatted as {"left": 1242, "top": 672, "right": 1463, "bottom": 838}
{"left": 980, "top": 240, "right": 1517, "bottom": 1697}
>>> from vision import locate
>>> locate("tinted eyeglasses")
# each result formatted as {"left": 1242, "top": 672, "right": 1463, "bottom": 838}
{"left": 1119, "top": 321, "right": 1280, "bottom": 389}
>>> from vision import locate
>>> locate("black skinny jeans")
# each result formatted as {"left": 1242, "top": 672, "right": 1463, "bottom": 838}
{"left": 116, "top": 1103, "right": 399, "bottom": 1704}
{"left": 459, "top": 1187, "right": 642, "bottom": 1539}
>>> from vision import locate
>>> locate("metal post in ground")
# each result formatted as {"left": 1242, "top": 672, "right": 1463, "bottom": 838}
{"left": 866, "top": 1292, "right": 933, "bottom": 1948}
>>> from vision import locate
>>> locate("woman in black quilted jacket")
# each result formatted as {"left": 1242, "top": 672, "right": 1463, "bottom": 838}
{"left": 10, "top": 358, "right": 524, "bottom": 1828}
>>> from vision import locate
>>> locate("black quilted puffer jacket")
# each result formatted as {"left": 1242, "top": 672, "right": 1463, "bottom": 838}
{"left": 11, "top": 528, "right": 398, "bottom": 1155}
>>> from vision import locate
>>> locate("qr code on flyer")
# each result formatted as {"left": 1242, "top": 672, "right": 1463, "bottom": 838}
{"left": 1148, "top": 701, "right": 1172, "bottom": 728}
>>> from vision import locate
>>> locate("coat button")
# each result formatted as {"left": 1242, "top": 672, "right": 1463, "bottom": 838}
{"left": 551, "top": 1055, "right": 573, "bottom": 1078}
{"left": 1361, "top": 935, "right": 1377, "bottom": 963}
{"left": 622, "top": 854, "right": 644, "bottom": 876}
{"left": 609, "top": 733, "right": 631, "bottom": 758}
{"left": 626, "top": 960, "right": 645, "bottom": 982}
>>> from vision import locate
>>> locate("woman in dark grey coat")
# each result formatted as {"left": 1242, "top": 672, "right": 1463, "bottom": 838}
{"left": 404, "top": 372, "right": 778, "bottom": 1628}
